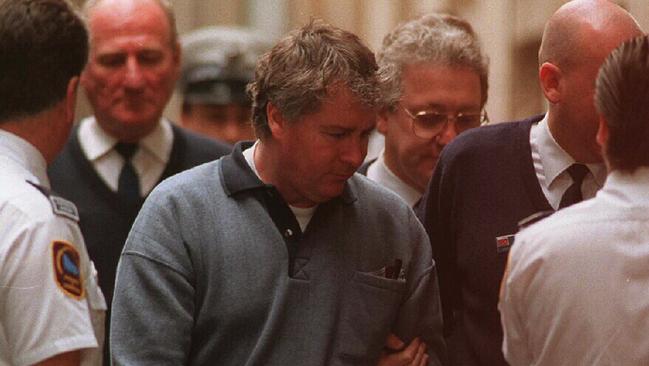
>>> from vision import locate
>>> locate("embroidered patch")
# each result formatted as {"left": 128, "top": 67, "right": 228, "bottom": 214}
{"left": 496, "top": 234, "right": 516, "bottom": 253}
{"left": 49, "top": 196, "right": 79, "bottom": 222}
{"left": 52, "top": 241, "right": 84, "bottom": 300}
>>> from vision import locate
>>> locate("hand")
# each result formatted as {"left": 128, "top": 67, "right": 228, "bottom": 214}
{"left": 377, "top": 334, "right": 428, "bottom": 366}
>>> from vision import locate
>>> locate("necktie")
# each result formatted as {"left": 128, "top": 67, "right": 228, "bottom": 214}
{"left": 558, "top": 163, "right": 589, "bottom": 209}
{"left": 115, "top": 142, "right": 140, "bottom": 202}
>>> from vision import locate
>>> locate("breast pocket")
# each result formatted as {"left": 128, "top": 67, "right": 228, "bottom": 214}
{"left": 334, "top": 270, "right": 407, "bottom": 365}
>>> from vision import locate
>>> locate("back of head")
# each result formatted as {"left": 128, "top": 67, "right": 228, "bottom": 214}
{"left": 595, "top": 35, "right": 649, "bottom": 173}
{"left": 180, "top": 26, "right": 273, "bottom": 107}
{"left": 247, "top": 19, "right": 380, "bottom": 139}
{"left": 377, "top": 13, "right": 489, "bottom": 110}
{"left": 0, "top": 0, "right": 88, "bottom": 122}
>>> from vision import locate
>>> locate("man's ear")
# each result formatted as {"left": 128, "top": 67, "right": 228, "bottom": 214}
{"left": 596, "top": 115, "right": 609, "bottom": 150}
{"left": 376, "top": 108, "right": 391, "bottom": 135}
{"left": 266, "top": 102, "right": 286, "bottom": 139}
{"left": 65, "top": 76, "right": 80, "bottom": 124}
{"left": 539, "top": 62, "right": 562, "bottom": 104}
{"left": 172, "top": 41, "right": 182, "bottom": 80}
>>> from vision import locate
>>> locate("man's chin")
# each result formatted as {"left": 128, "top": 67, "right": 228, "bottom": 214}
{"left": 112, "top": 111, "right": 160, "bottom": 126}
{"left": 313, "top": 183, "right": 347, "bottom": 203}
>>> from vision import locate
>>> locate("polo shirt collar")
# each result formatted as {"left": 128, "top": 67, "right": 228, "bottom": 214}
{"left": 220, "top": 141, "right": 356, "bottom": 204}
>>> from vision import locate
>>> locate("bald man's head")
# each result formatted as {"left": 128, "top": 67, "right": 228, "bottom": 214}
{"left": 537, "top": 0, "right": 643, "bottom": 163}
{"left": 539, "top": 0, "right": 642, "bottom": 72}
{"left": 84, "top": 0, "right": 178, "bottom": 46}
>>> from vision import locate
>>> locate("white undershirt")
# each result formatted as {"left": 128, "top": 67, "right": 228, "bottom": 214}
{"left": 242, "top": 141, "right": 316, "bottom": 232}
{"left": 529, "top": 115, "right": 606, "bottom": 209}
{"left": 77, "top": 116, "right": 173, "bottom": 196}
{"left": 366, "top": 149, "right": 421, "bottom": 207}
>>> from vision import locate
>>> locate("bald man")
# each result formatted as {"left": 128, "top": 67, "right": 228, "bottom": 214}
{"left": 416, "top": 1, "right": 643, "bottom": 365}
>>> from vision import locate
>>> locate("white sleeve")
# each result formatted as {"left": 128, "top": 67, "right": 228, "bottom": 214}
{"left": 499, "top": 242, "right": 534, "bottom": 366}
{"left": 0, "top": 208, "right": 99, "bottom": 366}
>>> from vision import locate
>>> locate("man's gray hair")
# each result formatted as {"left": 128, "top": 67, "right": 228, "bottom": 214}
{"left": 83, "top": 0, "right": 178, "bottom": 45}
{"left": 247, "top": 19, "right": 380, "bottom": 140}
{"left": 377, "top": 13, "right": 489, "bottom": 110}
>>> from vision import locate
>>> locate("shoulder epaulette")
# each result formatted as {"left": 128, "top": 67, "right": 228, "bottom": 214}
{"left": 26, "top": 180, "right": 80, "bottom": 222}
{"left": 517, "top": 210, "right": 554, "bottom": 230}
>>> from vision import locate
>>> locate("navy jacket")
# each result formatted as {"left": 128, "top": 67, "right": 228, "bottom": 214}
{"left": 417, "top": 115, "right": 549, "bottom": 366}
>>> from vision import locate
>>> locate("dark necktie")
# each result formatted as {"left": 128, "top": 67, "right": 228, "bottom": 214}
{"left": 115, "top": 142, "right": 140, "bottom": 202}
{"left": 558, "top": 163, "right": 589, "bottom": 209}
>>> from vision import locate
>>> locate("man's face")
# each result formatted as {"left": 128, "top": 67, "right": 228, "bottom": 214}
{"left": 181, "top": 103, "right": 254, "bottom": 145}
{"left": 81, "top": 0, "right": 180, "bottom": 142}
{"left": 378, "top": 63, "right": 483, "bottom": 192}
{"left": 272, "top": 86, "right": 376, "bottom": 207}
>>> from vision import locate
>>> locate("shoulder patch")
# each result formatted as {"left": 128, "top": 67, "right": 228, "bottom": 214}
{"left": 49, "top": 196, "right": 79, "bottom": 222}
{"left": 51, "top": 240, "right": 85, "bottom": 300}
{"left": 518, "top": 210, "right": 554, "bottom": 230}
{"left": 26, "top": 180, "right": 79, "bottom": 221}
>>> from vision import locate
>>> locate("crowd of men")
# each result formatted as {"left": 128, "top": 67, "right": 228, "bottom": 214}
{"left": 1, "top": 0, "right": 649, "bottom": 365}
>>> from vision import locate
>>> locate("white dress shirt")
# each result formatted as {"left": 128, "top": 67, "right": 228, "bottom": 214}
{"left": 77, "top": 116, "right": 173, "bottom": 196}
{"left": 530, "top": 115, "right": 606, "bottom": 209}
{"left": 0, "top": 130, "right": 105, "bottom": 366}
{"left": 500, "top": 167, "right": 649, "bottom": 366}
{"left": 366, "top": 150, "right": 422, "bottom": 207}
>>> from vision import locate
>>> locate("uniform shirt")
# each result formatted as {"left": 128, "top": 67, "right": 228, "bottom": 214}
{"left": 78, "top": 116, "right": 173, "bottom": 196}
{"left": 0, "top": 131, "right": 105, "bottom": 366}
{"left": 530, "top": 115, "right": 606, "bottom": 208}
{"left": 500, "top": 167, "right": 649, "bottom": 366}
{"left": 366, "top": 150, "right": 421, "bottom": 207}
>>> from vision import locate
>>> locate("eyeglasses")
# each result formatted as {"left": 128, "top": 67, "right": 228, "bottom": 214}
{"left": 401, "top": 105, "right": 489, "bottom": 139}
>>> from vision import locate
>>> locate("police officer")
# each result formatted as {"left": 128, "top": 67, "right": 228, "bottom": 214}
{"left": 0, "top": 1, "right": 105, "bottom": 365}
{"left": 179, "top": 26, "right": 273, "bottom": 145}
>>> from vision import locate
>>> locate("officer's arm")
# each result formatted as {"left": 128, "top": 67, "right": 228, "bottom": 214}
{"left": 0, "top": 205, "right": 97, "bottom": 365}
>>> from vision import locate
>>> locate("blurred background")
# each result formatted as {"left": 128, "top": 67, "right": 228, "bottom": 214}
{"left": 71, "top": 0, "right": 649, "bottom": 126}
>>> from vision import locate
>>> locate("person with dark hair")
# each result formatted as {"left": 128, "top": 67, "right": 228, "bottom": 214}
{"left": 500, "top": 34, "right": 649, "bottom": 366}
{"left": 0, "top": 0, "right": 104, "bottom": 365}
{"left": 416, "top": 0, "right": 643, "bottom": 364}
{"left": 360, "top": 13, "right": 488, "bottom": 208}
{"left": 110, "top": 20, "right": 445, "bottom": 365}
{"left": 47, "top": 0, "right": 230, "bottom": 362}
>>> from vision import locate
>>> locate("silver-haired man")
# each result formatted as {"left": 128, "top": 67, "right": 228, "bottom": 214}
{"left": 360, "top": 14, "right": 488, "bottom": 207}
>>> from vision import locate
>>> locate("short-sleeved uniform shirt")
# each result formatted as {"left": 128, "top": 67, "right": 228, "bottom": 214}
{"left": 0, "top": 131, "right": 106, "bottom": 366}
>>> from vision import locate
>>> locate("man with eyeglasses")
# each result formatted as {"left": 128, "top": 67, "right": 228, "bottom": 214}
{"left": 359, "top": 13, "right": 488, "bottom": 208}
{"left": 416, "top": 1, "right": 643, "bottom": 365}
